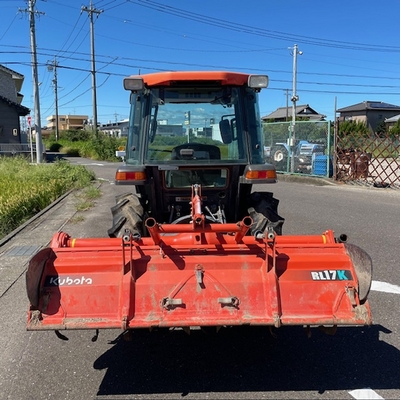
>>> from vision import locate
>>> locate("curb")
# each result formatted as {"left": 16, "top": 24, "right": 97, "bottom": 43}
{"left": 277, "top": 173, "right": 337, "bottom": 186}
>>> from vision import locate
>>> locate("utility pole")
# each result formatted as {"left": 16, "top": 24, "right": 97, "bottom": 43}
{"left": 82, "top": 0, "right": 102, "bottom": 136}
{"left": 20, "top": 0, "right": 44, "bottom": 163}
{"left": 47, "top": 57, "right": 59, "bottom": 141}
{"left": 289, "top": 44, "right": 302, "bottom": 172}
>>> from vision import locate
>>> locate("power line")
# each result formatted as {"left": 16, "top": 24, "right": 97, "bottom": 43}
{"left": 5, "top": 1, "right": 400, "bottom": 125}
{"left": 6, "top": 48, "right": 400, "bottom": 95}
{"left": 128, "top": 0, "right": 400, "bottom": 53}
{"left": 0, "top": 10, "right": 18, "bottom": 40}
{"left": 52, "top": 13, "right": 87, "bottom": 60}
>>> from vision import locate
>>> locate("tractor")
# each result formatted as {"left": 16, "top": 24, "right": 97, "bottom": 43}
{"left": 26, "top": 71, "right": 372, "bottom": 336}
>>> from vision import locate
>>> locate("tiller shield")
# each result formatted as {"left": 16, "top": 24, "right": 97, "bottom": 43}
{"left": 26, "top": 187, "right": 372, "bottom": 332}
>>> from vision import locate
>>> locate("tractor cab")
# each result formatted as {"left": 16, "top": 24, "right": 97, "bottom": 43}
{"left": 115, "top": 71, "right": 277, "bottom": 225}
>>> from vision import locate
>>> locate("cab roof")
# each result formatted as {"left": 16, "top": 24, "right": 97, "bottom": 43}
{"left": 133, "top": 71, "right": 251, "bottom": 87}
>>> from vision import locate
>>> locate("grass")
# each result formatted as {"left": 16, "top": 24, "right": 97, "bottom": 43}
{"left": 69, "top": 215, "right": 85, "bottom": 224}
{"left": 69, "top": 186, "right": 102, "bottom": 221}
{"left": 0, "top": 156, "right": 96, "bottom": 240}
{"left": 74, "top": 185, "right": 102, "bottom": 212}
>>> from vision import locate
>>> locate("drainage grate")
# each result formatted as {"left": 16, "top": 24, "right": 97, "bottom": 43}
{"left": 4, "top": 245, "right": 42, "bottom": 257}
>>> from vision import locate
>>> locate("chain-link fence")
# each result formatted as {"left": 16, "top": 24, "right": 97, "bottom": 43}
{"left": 335, "top": 132, "right": 400, "bottom": 189}
{"left": 262, "top": 121, "right": 333, "bottom": 177}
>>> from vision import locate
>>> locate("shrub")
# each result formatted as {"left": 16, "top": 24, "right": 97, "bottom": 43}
{"left": 48, "top": 142, "right": 63, "bottom": 152}
{"left": 90, "top": 134, "right": 121, "bottom": 160}
{"left": 43, "top": 130, "right": 125, "bottom": 161}
{"left": 59, "top": 146, "right": 81, "bottom": 157}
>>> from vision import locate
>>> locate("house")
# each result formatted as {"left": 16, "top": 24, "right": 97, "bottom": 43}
{"left": 99, "top": 119, "right": 129, "bottom": 137}
{"left": 0, "top": 65, "right": 30, "bottom": 145}
{"left": 262, "top": 104, "right": 326, "bottom": 122}
{"left": 337, "top": 101, "right": 400, "bottom": 133}
{"left": 46, "top": 114, "right": 89, "bottom": 133}
{"left": 384, "top": 114, "right": 400, "bottom": 129}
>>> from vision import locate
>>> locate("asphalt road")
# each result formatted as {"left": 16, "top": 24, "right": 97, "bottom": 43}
{"left": 0, "top": 158, "right": 399, "bottom": 400}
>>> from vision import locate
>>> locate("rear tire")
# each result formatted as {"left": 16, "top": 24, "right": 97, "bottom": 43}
{"left": 271, "top": 146, "right": 288, "bottom": 171}
{"left": 107, "top": 193, "right": 144, "bottom": 238}
{"left": 246, "top": 192, "right": 285, "bottom": 236}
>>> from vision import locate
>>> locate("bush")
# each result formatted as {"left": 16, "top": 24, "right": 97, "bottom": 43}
{"left": 91, "top": 134, "right": 121, "bottom": 160}
{"left": 43, "top": 130, "right": 126, "bottom": 161}
{"left": 48, "top": 142, "right": 63, "bottom": 152}
{"left": 339, "top": 121, "right": 369, "bottom": 137}
{"left": 59, "top": 146, "right": 81, "bottom": 157}
{"left": 62, "top": 129, "right": 93, "bottom": 142}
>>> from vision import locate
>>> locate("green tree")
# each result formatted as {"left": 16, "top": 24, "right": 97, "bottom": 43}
{"left": 339, "top": 121, "right": 369, "bottom": 137}
{"left": 388, "top": 119, "right": 400, "bottom": 139}
{"left": 375, "top": 120, "right": 387, "bottom": 137}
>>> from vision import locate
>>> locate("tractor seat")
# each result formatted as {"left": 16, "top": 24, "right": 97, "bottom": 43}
{"left": 171, "top": 143, "right": 221, "bottom": 160}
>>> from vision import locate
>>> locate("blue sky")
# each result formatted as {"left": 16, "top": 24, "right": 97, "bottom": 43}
{"left": 2, "top": 0, "right": 400, "bottom": 127}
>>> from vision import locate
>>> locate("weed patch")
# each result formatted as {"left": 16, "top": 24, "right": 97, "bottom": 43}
{"left": 0, "top": 157, "right": 96, "bottom": 240}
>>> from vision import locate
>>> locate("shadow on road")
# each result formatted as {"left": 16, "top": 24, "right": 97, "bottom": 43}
{"left": 93, "top": 324, "right": 399, "bottom": 396}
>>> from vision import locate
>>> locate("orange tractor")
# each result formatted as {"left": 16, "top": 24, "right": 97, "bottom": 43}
{"left": 26, "top": 71, "right": 372, "bottom": 336}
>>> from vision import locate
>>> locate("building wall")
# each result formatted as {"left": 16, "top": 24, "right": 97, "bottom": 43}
{"left": 0, "top": 69, "right": 17, "bottom": 102}
{"left": 0, "top": 102, "right": 21, "bottom": 143}
{"left": 157, "top": 124, "right": 184, "bottom": 136}
{"left": 47, "top": 115, "right": 88, "bottom": 131}
{"left": 100, "top": 121, "right": 129, "bottom": 137}
{"left": 340, "top": 110, "right": 400, "bottom": 133}
{"left": 0, "top": 69, "right": 20, "bottom": 143}
{"left": 366, "top": 110, "right": 399, "bottom": 132}
{"left": 0, "top": 67, "right": 30, "bottom": 145}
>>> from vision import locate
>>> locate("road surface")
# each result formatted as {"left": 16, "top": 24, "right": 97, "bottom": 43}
{"left": 0, "top": 158, "right": 399, "bottom": 400}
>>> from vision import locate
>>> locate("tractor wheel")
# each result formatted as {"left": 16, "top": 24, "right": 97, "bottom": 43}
{"left": 271, "top": 146, "right": 288, "bottom": 172}
{"left": 273, "top": 149, "right": 285, "bottom": 162}
{"left": 107, "top": 193, "right": 144, "bottom": 238}
{"left": 246, "top": 192, "right": 285, "bottom": 236}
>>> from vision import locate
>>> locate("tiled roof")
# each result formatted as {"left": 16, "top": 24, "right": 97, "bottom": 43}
{"left": 385, "top": 114, "right": 400, "bottom": 123}
{"left": 0, "top": 64, "right": 24, "bottom": 78}
{"left": 0, "top": 95, "right": 30, "bottom": 116}
{"left": 337, "top": 101, "right": 400, "bottom": 112}
{"left": 262, "top": 104, "right": 325, "bottom": 120}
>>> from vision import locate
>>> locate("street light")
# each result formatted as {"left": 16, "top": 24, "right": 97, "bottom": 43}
{"left": 290, "top": 44, "right": 303, "bottom": 172}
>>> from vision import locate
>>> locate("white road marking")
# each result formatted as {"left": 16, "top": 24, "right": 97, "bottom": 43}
{"left": 349, "top": 388, "right": 384, "bottom": 399}
{"left": 371, "top": 280, "right": 400, "bottom": 294}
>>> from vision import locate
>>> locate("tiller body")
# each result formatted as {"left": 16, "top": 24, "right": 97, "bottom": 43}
{"left": 26, "top": 192, "right": 372, "bottom": 331}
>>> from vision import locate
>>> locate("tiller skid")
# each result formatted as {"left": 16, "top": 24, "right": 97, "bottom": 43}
{"left": 26, "top": 185, "right": 372, "bottom": 332}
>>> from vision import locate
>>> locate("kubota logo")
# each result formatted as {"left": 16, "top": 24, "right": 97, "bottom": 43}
{"left": 311, "top": 270, "right": 352, "bottom": 281}
{"left": 45, "top": 276, "right": 93, "bottom": 286}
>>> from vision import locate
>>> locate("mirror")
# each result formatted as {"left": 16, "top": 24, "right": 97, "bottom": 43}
{"left": 219, "top": 119, "right": 232, "bottom": 144}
